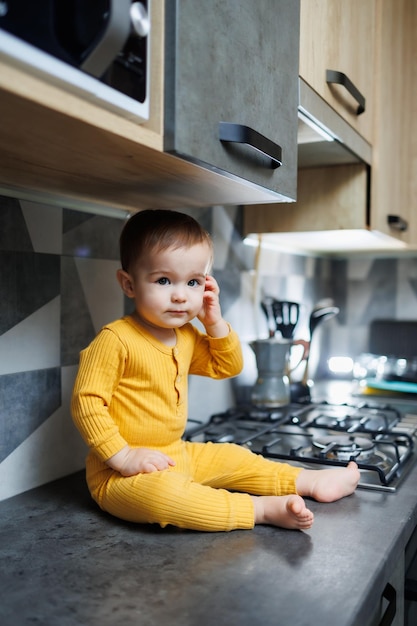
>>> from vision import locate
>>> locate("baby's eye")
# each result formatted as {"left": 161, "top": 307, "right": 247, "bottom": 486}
{"left": 157, "top": 277, "right": 170, "bottom": 285}
{"left": 188, "top": 278, "right": 201, "bottom": 287}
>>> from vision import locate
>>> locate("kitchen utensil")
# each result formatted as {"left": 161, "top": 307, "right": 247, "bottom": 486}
{"left": 250, "top": 337, "right": 309, "bottom": 406}
{"left": 271, "top": 300, "right": 300, "bottom": 339}
{"left": 290, "top": 303, "right": 340, "bottom": 402}
{"left": 308, "top": 305, "right": 339, "bottom": 340}
{"left": 303, "top": 304, "right": 340, "bottom": 382}
{"left": 260, "top": 296, "right": 276, "bottom": 338}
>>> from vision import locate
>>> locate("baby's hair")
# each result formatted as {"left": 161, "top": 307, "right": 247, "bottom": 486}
{"left": 119, "top": 209, "right": 213, "bottom": 273}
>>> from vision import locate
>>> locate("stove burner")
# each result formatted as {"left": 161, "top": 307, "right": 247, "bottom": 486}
{"left": 312, "top": 435, "right": 375, "bottom": 461}
{"left": 304, "top": 404, "right": 400, "bottom": 432}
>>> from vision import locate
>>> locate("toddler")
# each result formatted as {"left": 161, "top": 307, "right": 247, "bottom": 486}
{"left": 71, "top": 209, "right": 360, "bottom": 532}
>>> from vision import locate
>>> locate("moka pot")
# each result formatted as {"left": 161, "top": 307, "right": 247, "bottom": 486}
{"left": 250, "top": 338, "right": 309, "bottom": 407}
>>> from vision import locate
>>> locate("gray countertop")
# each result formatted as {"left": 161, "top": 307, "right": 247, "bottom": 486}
{"left": 1, "top": 458, "right": 417, "bottom": 626}
{"left": 1, "top": 382, "right": 417, "bottom": 625}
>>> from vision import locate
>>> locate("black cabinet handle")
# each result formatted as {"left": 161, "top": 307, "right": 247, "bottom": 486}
{"left": 326, "top": 69, "right": 366, "bottom": 115}
{"left": 380, "top": 583, "right": 396, "bottom": 626}
{"left": 387, "top": 214, "right": 408, "bottom": 232}
{"left": 405, "top": 577, "right": 417, "bottom": 601}
{"left": 219, "top": 122, "right": 282, "bottom": 169}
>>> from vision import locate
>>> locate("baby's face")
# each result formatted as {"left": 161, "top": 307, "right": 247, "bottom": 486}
{"left": 130, "top": 243, "right": 212, "bottom": 330}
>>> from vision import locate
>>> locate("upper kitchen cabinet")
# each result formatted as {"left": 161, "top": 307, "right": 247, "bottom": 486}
{"left": 244, "top": 162, "right": 369, "bottom": 235}
{"left": 163, "top": 0, "right": 299, "bottom": 203}
{"left": 370, "top": 0, "right": 417, "bottom": 245}
{"left": 0, "top": 0, "right": 300, "bottom": 213}
{"left": 244, "top": 81, "right": 375, "bottom": 252}
{"left": 245, "top": 0, "right": 417, "bottom": 255}
{"left": 299, "top": 0, "right": 376, "bottom": 144}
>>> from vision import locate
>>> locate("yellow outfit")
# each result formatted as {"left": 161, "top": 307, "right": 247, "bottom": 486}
{"left": 71, "top": 316, "right": 301, "bottom": 531}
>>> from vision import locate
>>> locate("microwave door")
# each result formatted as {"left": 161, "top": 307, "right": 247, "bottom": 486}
{"left": 52, "top": 0, "right": 132, "bottom": 78}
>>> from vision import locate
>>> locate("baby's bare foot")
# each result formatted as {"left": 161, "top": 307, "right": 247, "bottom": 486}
{"left": 252, "top": 494, "right": 314, "bottom": 530}
{"left": 296, "top": 461, "right": 360, "bottom": 503}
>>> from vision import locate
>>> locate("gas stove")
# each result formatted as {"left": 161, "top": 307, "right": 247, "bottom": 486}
{"left": 185, "top": 400, "right": 417, "bottom": 492}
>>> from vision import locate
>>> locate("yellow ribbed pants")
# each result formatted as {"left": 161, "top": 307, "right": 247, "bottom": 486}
{"left": 87, "top": 441, "right": 302, "bottom": 532}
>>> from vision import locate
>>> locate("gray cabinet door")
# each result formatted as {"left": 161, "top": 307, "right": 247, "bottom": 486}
{"left": 164, "top": 0, "right": 300, "bottom": 202}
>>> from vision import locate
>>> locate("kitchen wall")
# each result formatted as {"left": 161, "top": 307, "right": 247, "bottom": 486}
{"left": 0, "top": 197, "right": 246, "bottom": 500}
{"left": 2, "top": 194, "right": 417, "bottom": 501}
{"left": 250, "top": 246, "right": 417, "bottom": 382}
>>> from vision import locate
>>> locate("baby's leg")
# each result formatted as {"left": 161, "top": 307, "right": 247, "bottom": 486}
{"left": 251, "top": 494, "right": 314, "bottom": 530}
{"left": 100, "top": 469, "right": 256, "bottom": 532}
{"left": 187, "top": 441, "right": 301, "bottom": 496}
{"left": 296, "top": 461, "right": 360, "bottom": 503}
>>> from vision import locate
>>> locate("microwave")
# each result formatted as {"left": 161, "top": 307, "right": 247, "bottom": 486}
{"left": 0, "top": 0, "right": 150, "bottom": 122}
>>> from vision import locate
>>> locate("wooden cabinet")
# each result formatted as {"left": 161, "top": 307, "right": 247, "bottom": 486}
{"left": 245, "top": 0, "right": 417, "bottom": 253}
{"left": 0, "top": 0, "right": 300, "bottom": 213}
{"left": 244, "top": 0, "right": 375, "bottom": 244}
{"left": 244, "top": 163, "right": 368, "bottom": 235}
{"left": 299, "top": 0, "right": 376, "bottom": 144}
{"left": 370, "top": 0, "right": 417, "bottom": 246}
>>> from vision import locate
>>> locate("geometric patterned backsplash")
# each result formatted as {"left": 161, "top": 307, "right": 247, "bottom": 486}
{"left": 1, "top": 193, "right": 417, "bottom": 500}
{"left": 0, "top": 197, "right": 126, "bottom": 499}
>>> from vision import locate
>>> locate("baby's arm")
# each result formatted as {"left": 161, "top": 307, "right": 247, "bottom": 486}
{"left": 106, "top": 445, "right": 176, "bottom": 477}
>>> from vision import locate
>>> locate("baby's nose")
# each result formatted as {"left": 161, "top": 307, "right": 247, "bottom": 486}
{"left": 171, "top": 288, "right": 186, "bottom": 301}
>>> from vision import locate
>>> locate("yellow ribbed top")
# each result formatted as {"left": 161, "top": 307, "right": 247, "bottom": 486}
{"left": 71, "top": 316, "right": 243, "bottom": 465}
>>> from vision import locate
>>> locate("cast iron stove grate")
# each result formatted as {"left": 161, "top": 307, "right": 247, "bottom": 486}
{"left": 185, "top": 401, "right": 417, "bottom": 492}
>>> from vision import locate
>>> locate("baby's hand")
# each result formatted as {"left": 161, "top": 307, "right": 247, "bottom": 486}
{"left": 198, "top": 275, "right": 229, "bottom": 337}
{"left": 106, "top": 446, "right": 176, "bottom": 476}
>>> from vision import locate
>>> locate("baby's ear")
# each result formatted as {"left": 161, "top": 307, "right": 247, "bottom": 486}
{"left": 116, "top": 269, "right": 135, "bottom": 298}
